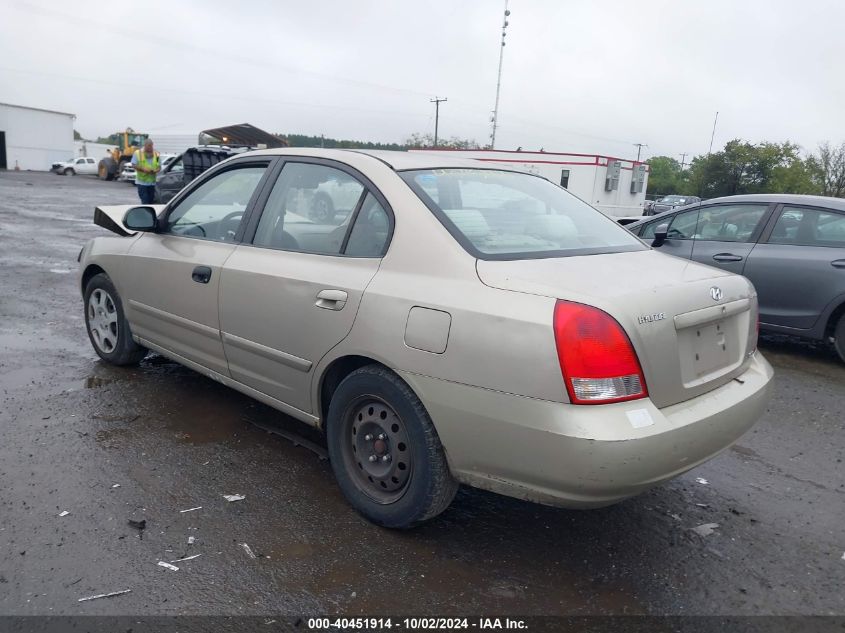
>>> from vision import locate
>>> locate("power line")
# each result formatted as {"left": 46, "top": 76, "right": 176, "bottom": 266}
{"left": 430, "top": 97, "right": 447, "bottom": 147}
{"left": 679, "top": 152, "right": 688, "bottom": 170}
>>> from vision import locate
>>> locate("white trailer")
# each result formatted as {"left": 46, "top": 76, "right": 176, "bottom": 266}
{"left": 411, "top": 149, "right": 649, "bottom": 218}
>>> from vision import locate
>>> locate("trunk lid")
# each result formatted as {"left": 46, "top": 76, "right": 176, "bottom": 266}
{"left": 477, "top": 250, "right": 757, "bottom": 408}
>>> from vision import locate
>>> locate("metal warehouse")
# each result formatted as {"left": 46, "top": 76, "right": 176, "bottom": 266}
{"left": 0, "top": 102, "right": 75, "bottom": 171}
{"left": 413, "top": 149, "right": 650, "bottom": 217}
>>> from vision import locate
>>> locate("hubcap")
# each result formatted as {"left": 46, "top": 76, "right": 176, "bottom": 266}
{"left": 345, "top": 398, "right": 412, "bottom": 503}
{"left": 87, "top": 289, "right": 119, "bottom": 353}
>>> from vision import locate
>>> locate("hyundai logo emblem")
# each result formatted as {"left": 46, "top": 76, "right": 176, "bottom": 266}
{"left": 710, "top": 286, "right": 723, "bottom": 302}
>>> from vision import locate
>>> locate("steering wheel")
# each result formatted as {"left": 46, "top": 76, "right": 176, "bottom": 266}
{"left": 219, "top": 211, "right": 244, "bottom": 240}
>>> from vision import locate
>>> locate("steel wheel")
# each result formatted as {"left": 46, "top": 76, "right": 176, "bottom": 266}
{"left": 87, "top": 288, "right": 119, "bottom": 354}
{"left": 344, "top": 396, "right": 413, "bottom": 504}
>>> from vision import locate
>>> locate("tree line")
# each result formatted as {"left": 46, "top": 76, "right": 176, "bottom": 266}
{"left": 647, "top": 140, "right": 845, "bottom": 199}
{"left": 276, "top": 132, "right": 482, "bottom": 151}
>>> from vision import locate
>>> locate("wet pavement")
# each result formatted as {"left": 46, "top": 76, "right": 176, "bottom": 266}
{"left": 0, "top": 171, "right": 843, "bottom": 616}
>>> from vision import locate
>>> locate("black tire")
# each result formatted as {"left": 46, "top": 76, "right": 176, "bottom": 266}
{"left": 63, "top": 167, "right": 75, "bottom": 176}
{"left": 326, "top": 365, "right": 458, "bottom": 528}
{"left": 834, "top": 314, "right": 845, "bottom": 363}
{"left": 98, "top": 157, "right": 117, "bottom": 181}
{"left": 83, "top": 273, "right": 147, "bottom": 366}
{"left": 310, "top": 193, "right": 335, "bottom": 223}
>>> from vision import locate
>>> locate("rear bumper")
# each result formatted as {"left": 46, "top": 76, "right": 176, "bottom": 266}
{"left": 399, "top": 352, "right": 773, "bottom": 508}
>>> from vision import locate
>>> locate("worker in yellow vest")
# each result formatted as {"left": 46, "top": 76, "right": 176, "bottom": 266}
{"left": 131, "top": 139, "right": 160, "bottom": 204}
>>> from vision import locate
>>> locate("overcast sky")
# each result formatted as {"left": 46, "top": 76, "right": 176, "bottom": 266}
{"left": 1, "top": 0, "right": 843, "bottom": 161}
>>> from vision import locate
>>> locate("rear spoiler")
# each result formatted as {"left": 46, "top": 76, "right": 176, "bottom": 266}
{"left": 94, "top": 205, "right": 165, "bottom": 237}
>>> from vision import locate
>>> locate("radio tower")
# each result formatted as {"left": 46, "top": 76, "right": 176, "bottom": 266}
{"left": 490, "top": 0, "right": 510, "bottom": 149}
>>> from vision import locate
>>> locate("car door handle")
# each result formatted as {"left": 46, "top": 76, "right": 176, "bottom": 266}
{"left": 191, "top": 265, "right": 212, "bottom": 284}
{"left": 315, "top": 289, "right": 348, "bottom": 310}
{"left": 712, "top": 253, "right": 743, "bottom": 262}
{"left": 831, "top": 259, "right": 845, "bottom": 269}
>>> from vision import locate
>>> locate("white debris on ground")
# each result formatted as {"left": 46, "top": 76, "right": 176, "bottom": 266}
{"left": 157, "top": 561, "right": 179, "bottom": 571}
{"left": 58, "top": 510, "right": 69, "bottom": 517}
{"left": 179, "top": 506, "right": 202, "bottom": 513}
{"left": 223, "top": 494, "right": 245, "bottom": 502}
{"left": 695, "top": 477, "right": 710, "bottom": 485}
{"left": 170, "top": 554, "right": 201, "bottom": 563}
{"left": 77, "top": 589, "right": 131, "bottom": 602}
{"left": 111, "top": 484, "right": 120, "bottom": 488}
{"left": 691, "top": 523, "right": 720, "bottom": 537}
{"left": 188, "top": 536, "right": 196, "bottom": 545}
{"left": 240, "top": 543, "right": 257, "bottom": 559}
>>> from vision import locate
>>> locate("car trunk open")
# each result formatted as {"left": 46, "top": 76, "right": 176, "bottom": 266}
{"left": 476, "top": 249, "right": 757, "bottom": 408}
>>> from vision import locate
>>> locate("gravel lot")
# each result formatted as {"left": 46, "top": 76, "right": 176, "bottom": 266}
{"left": 1, "top": 171, "right": 843, "bottom": 617}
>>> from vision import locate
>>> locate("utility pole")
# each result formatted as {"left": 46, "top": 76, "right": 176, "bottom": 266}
{"left": 430, "top": 97, "right": 447, "bottom": 147}
{"left": 708, "top": 111, "right": 719, "bottom": 155}
{"left": 490, "top": 0, "right": 510, "bottom": 149}
{"left": 679, "top": 152, "right": 688, "bottom": 170}
{"left": 633, "top": 143, "right": 648, "bottom": 162}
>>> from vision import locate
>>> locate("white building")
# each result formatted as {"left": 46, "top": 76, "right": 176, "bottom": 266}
{"left": 0, "top": 102, "right": 75, "bottom": 171}
{"left": 412, "top": 149, "right": 649, "bottom": 217}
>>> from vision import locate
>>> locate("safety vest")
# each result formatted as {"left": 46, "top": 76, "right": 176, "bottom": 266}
{"left": 134, "top": 149, "right": 159, "bottom": 186}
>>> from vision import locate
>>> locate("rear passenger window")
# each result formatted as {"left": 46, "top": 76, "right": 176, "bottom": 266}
{"left": 253, "top": 163, "right": 365, "bottom": 254}
{"left": 769, "top": 206, "right": 845, "bottom": 247}
{"left": 252, "top": 163, "right": 390, "bottom": 257}
{"left": 345, "top": 194, "right": 390, "bottom": 257}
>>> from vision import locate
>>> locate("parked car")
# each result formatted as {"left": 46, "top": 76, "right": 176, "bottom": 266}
{"left": 79, "top": 149, "right": 772, "bottom": 528}
{"left": 52, "top": 156, "right": 98, "bottom": 176}
{"left": 118, "top": 162, "right": 136, "bottom": 183}
{"left": 627, "top": 194, "right": 845, "bottom": 361}
{"left": 155, "top": 147, "right": 244, "bottom": 203}
{"left": 646, "top": 194, "right": 702, "bottom": 216}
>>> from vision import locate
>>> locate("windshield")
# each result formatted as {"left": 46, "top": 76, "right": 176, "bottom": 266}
{"left": 659, "top": 195, "right": 687, "bottom": 203}
{"left": 401, "top": 169, "right": 646, "bottom": 259}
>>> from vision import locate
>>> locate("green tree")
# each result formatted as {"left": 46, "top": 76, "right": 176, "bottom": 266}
{"left": 686, "top": 139, "right": 821, "bottom": 197}
{"left": 404, "top": 133, "right": 481, "bottom": 149}
{"left": 645, "top": 156, "right": 683, "bottom": 196}
{"left": 808, "top": 141, "right": 845, "bottom": 197}
{"left": 73, "top": 129, "right": 82, "bottom": 140}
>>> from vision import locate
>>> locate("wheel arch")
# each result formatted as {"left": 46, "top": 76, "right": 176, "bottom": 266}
{"left": 825, "top": 297, "right": 845, "bottom": 339}
{"left": 318, "top": 354, "right": 415, "bottom": 431}
{"left": 81, "top": 263, "right": 107, "bottom": 296}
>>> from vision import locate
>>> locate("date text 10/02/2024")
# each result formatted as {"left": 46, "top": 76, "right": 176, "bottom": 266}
{"left": 307, "top": 618, "right": 528, "bottom": 630}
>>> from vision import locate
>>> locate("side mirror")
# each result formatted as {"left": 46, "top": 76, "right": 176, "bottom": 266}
{"left": 124, "top": 206, "right": 157, "bottom": 232}
{"left": 651, "top": 223, "right": 669, "bottom": 248}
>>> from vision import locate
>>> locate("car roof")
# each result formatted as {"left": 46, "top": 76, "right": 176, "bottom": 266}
{"left": 629, "top": 193, "right": 845, "bottom": 229}
{"left": 241, "top": 147, "right": 515, "bottom": 171}
{"left": 700, "top": 193, "right": 845, "bottom": 210}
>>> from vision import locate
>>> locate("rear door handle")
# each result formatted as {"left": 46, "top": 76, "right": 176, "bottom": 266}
{"left": 315, "top": 289, "right": 348, "bottom": 310}
{"left": 191, "top": 265, "right": 212, "bottom": 284}
{"left": 713, "top": 253, "right": 743, "bottom": 262}
{"left": 831, "top": 259, "right": 845, "bottom": 269}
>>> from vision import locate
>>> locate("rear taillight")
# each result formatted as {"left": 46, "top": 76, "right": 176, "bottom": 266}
{"left": 553, "top": 300, "right": 648, "bottom": 405}
{"left": 747, "top": 297, "right": 759, "bottom": 354}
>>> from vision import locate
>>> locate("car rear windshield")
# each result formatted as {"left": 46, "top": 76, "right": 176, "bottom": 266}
{"left": 401, "top": 168, "right": 646, "bottom": 259}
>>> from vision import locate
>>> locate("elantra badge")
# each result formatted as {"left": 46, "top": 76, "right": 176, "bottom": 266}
{"left": 638, "top": 312, "right": 666, "bottom": 324}
{"left": 710, "top": 286, "right": 724, "bottom": 301}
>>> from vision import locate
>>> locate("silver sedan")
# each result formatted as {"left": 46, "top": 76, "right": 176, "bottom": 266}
{"left": 78, "top": 149, "right": 773, "bottom": 528}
